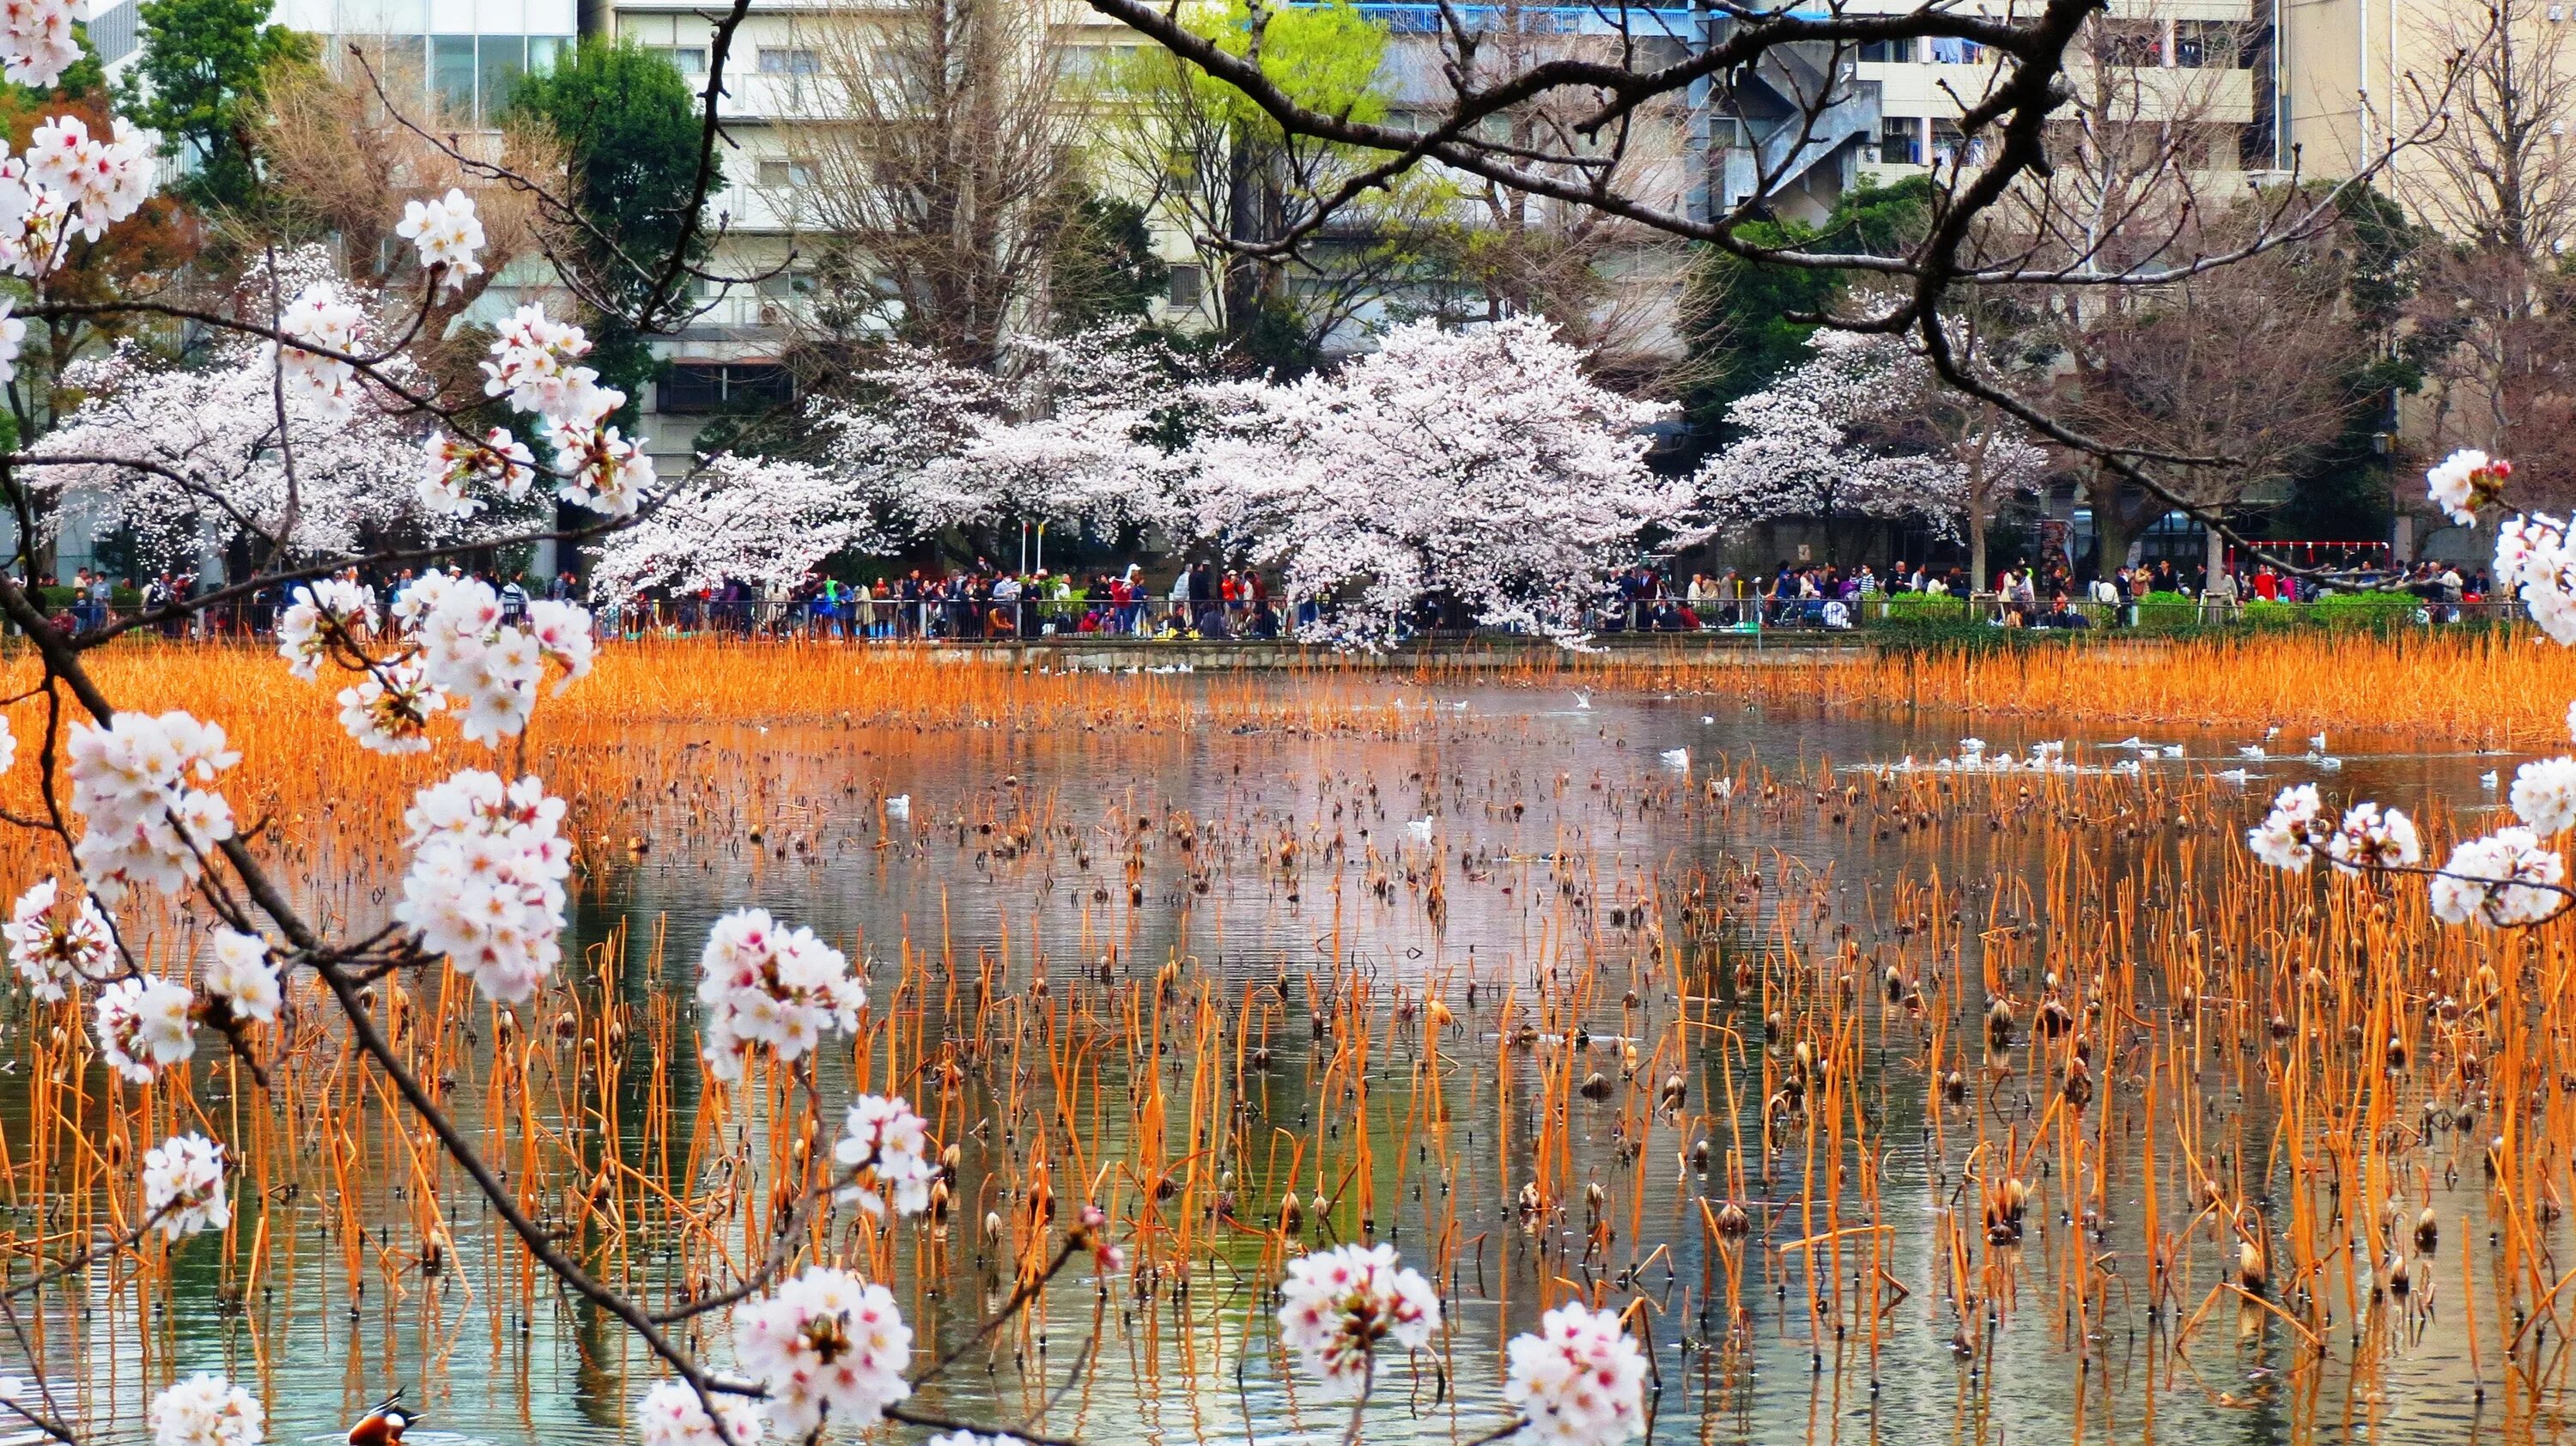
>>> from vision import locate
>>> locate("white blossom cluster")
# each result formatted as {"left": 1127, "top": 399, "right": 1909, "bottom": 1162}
{"left": 31, "top": 256, "right": 453, "bottom": 569}
{"left": 732, "top": 1267, "right": 912, "bottom": 1437}
{"left": 0, "top": 0, "right": 82, "bottom": 89}
{"left": 397, "top": 187, "right": 486, "bottom": 291}
{"left": 336, "top": 662, "right": 447, "bottom": 756}
{"left": 2491, "top": 511, "right": 2576, "bottom": 644}
{"left": 66, "top": 711, "right": 239, "bottom": 901}
{"left": 472, "top": 303, "right": 654, "bottom": 519}
{"left": 3, "top": 877, "right": 112, "bottom": 1000}
{"left": 276, "top": 283, "right": 368, "bottom": 422}
{"left": 695, "top": 908, "right": 865, "bottom": 1083}
{"left": 2431, "top": 827, "right": 2567, "bottom": 927}
{"left": 2259, "top": 461, "right": 2576, "bottom": 931}
{"left": 141, "top": 1131, "right": 229, "bottom": 1237}
{"left": 417, "top": 428, "right": 536, "bottom": 519}
{"left": 1274, "top": 1242, "right": 1442, "bottom": 1398}
{"left": 2247, "top": 783, "right": 2426, "bottom": 878}
{"left": 93, "top": 973, "right": 193, "bottom": 1083}
{"left": 201, "top": 927, "right": 281, "bottom": 1024}
{"left": 276, "top": 578, "right": 379, "bottom": 681}
{"left": 288, "top": 569, "right": 592, "bottom": 750}
{"left": 833, "top": 1093, "right": 937, "bottom": 1218}
{"left": 633, "top": 1380, "right": 762, "bottom": 1446}
{"left": 392, "top": 770, "right": 571, "bottom": 1003}
{"left": 2428, "top": 447, "right": 2512, "bottom": 526}
{"left": 148, "top": 1374, "right": 264, "bottom": 1446}
{"left": 1501, "top": 1302, "right": 1650, "bottom": 1446}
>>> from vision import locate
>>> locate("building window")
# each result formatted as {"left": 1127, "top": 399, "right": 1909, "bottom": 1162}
{"left": 1168, "top": 264, "right": 1203, "bottom": 309}
{"left": 431, "top": 34, "right": 477, "bottom": 120}
{"left": 758, "top": 47, "right": 820, "bottom": 75}
{"left": 652, "top": 45, "right": 708, "bottom": 76}
{"left": 1931, "top": 118, "right": 1968, "bottom": 167}
{"left": 1879, "top": 118, "right": 1923, "bottom": 165}
{"left": 756, "top": 159, "right": 820, "bottom": 188}
{"left": 2099, "top": 21, "right": 2163, "bottom": 66}
{"left": 91, "top": 0, "right": 137, "bottom": 64}
{"left": 477, "top": 34, "right": 526, "bottom": 120}
{"left": 659, "top": 363, "right": 795, "bottom": 415}
{"left": 2173, "top": 21, "right": 2237, "bottom": 69}
{"left": 1923, "top": 37, "right": 1984, "bottom": 64}
{"left": 1856, "top": 38, "right": 1912, "bottom": 63}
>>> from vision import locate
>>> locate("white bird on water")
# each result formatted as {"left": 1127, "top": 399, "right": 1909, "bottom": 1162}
{"left": 2217, "top": 768, "right": 2251, "bottom": 783}
{"left": 1573, "top": 690, "right": 1592, "bottom": 710}
{"left": 2239, "top": 745, "right": 2266, "bottom": 760}
{"left": 884, "top": 794, "right": 910, "bottom": 818}
{"left": 2265, "top": 725, "right": 2282, "bottom": 740}
{"left": 2161, "top": 744, "right": 2184, "bottom": 758}
{"left": 2482, "top": 770, "right": 2500, "bottom": 790}
{"left": 1661, "top": 747, "right": 1690, "bottom": 770}
{"left": 2309, "top": 732, "right": 2328, "bottom": 752}
{"left": 1406, "top": 817, "right": 1435, "bottom": 840}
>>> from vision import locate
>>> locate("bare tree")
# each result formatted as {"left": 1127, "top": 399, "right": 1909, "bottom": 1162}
{"left": 2398, "top": 0, "right": 2576, "bottom": 514}
{"left": 1081, "top": 0, "right": 2457, "bottom": 574}
{"left": 791, "top": 0, "right": 1090, "bottom": 368}
{"left": 1094, "top": 13, "right": 1464, "bottom": 370}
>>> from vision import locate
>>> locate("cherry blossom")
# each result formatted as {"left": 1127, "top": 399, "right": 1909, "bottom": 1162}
{"left": 337, "top": 662, "right": 447, "bottom": 755}
{"left": 695, "top": 908, "right": 865, "bottom": 1083}
{"left": 2427, "top": 447, "right": 2511, "bottom": 526}
{"left": 2245, "top": 783, "right": 2325, "bottom": 872}
{"left": 1185, "top": 319, "right": 1692, "bottom": 642}
{"left": 276, "top": 578, "right": 379, "bottom": 681}
{"left": 141, "top": 1132, "right": 229, "bottom": 1236}
{"left": 399, "top": 572, "right": 590, "bottom": 744}
{"left": 547, "top": 417, "right": 653, "bottom": 517}
{"left": 3, "top": 877, "right": 111, "bottom": 1000}
{"left": 2512, "top": 756, "right": 2576, "bottom": 835}
{"left": 418, "top": 428, "right": 536, "bottom": 518}
{"left": 0, "top": 0, "right": 82, "bottom": 90}
{"left": 392, "top": 770, "right": 571, "bottom": 1003}
{"left": 634, "top": 1380, "right": 762, "bottom": 1446}
{"left": 94, "top": 974, "right": 195, "bottom": 1083}
{"left": 22, "top": 114, "right": 155, "bottom": 240}
{"left": 2326, "top": 802, "right": 2421, "bottom": 874}
{"left": 200, "top": 927, "right": 280, "bottom": 1024}
{"left": 67, "top": 711, "right": 240, "bottom": 901}
{"left": 1274, "top": 1242, "right": 1441, "bottom": 1397}
{"left": 31, "top": 258, "right": 459, "bottom": 568}
{"left": 2430, "top": 826, "right": 2567, "bottom": 927}
{"left": 274, "top": 282, "right": 368, "bottom": 422}
{"left": 398, "top": 188, "right": 485, "bottom": 290}
{"left": 148, "top": 1374, "right": 264, "bottom": 1446}
{"left": 833, "top": 1094, "right": 938, "bottom": 1217}
{"left": 481, "top": 304, "right": 608, "bottom": 424}
{"left": 733, "top": 1268, "right": 912, "bottom": 1436}
{"left": 1501, "top": 1302, "right": 1649, "bottom": 1446}
{"left": 1691, "top": 328, "right": 2007, "bottom": 541}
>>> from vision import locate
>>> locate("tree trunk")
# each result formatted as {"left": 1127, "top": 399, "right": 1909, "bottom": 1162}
{"left": 1968, "top": 509, "right": 1989, "bottom": 596}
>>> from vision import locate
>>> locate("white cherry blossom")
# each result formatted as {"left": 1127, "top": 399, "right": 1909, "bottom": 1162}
{"left": 1275, "top": 1242, "right": 1441, "bottom": 1397}
{"left": 733, "top": 1268, "right": 911, "bottom": 1436}
{"left": 141, "top": 1132, "right": 229, "bottom": 1236}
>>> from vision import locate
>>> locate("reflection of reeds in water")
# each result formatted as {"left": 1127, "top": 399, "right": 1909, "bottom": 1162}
{"left": 0, "top": 640, "right": 2562, "bottom": 1441}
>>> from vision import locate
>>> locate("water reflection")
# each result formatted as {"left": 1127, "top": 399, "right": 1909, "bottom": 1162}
{"left": 7, "top": 683, "right": 2530, "bottom": 1446}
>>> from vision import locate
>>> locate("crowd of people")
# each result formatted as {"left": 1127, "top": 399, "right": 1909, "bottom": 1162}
{"left": 26, "top": 548, "right": 2509, "bottom": 642}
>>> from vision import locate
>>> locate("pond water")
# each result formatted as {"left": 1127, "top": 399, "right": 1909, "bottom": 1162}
{"left": 5, "top": 679, "right": 2541, "bottom": 1446}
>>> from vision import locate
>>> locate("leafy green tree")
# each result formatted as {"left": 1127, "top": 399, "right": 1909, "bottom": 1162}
{"left": 506, "top": 39, "right": 715, "bottom": 424}
{"left": 119, "top": 0, "right": 309, "bottom": 211}
{"left": 1048, "top": 191, "right": 1171, "bottom": 330}
{"left": 1679, "top": 177, "right": 1935, "bottom": 429}
{"left": 2275, "top": 186, "right": 2430, "bottom": 544}
{"left": 1101, "top": 0, "right": 1458, "bottom": 375}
